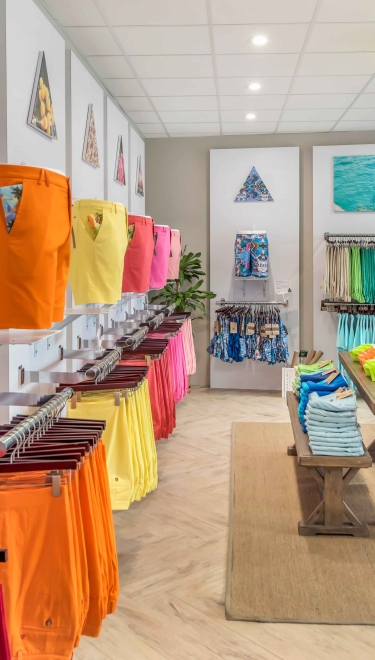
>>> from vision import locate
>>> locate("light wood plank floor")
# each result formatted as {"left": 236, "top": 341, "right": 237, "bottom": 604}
{"left": 75, "top": 388, "right": 375, "bottom": 660}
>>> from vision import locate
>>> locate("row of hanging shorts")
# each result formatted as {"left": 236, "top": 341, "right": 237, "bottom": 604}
{"left": 322, "top": 236, "right": 375, "bottom": 303}
{"left": 207, "top": 304, "right": 289, "bottom": 364}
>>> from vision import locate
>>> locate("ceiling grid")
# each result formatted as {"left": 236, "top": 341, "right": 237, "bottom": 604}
{"left": 40, "top": 0, "right": 375, "bottom": 137}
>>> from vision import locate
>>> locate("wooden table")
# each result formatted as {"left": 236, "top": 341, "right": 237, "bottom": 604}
{"left": 340, "top": 351, "right": 375, "bottom": 460}
{"left": 286, "top": 391, "right": 372, "bottom": 537}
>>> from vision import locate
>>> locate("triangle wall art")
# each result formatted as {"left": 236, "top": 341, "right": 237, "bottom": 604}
{"left": 234, "top": 166, "right": 273, "bottom": 203}
{"left": 114, "top": 136, "right": 126, "bottom": 186}
{"left": 135, "top": 156, "right": 144, "bottom": 197}
{"left": 82, "top": 104, "right": 100, "bottom": 168}
{"left": 27, "top": 51, "right": 57, "bottom": 139}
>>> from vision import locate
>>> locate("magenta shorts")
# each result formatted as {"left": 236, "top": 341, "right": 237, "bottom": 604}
{"left": 149, "top": 225, "right": 171, "bottom": 289}
{"left": 167, "top": 229, "right": 181, "bottom": 280}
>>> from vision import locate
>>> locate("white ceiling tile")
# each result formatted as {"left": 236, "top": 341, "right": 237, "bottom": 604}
{"left": 214, "top": 24, "right": 308, "bottom": 54}
{"left": 152, "top": 96, "right": 218, "bottom": 110}
{"left": 103, "top": 79, "right": 146, "bottom": 96}
{"left": 220, "top": 95, "right": 286, "bottom": 110}
{"left": 86, "top": 56, "right": 134, "bottom": 79}
{"left": 135, "top": 124, "right": 166, "bottom": 134}
{"left": 42, "top": 0, "right": 105, "bottom": 25}
{"left": 168, "top": 132, "right": 220, "bottom": 137}
{"left": 217, "top": 54, "right": 298, "bottom": 78}
{"left": 64, "top": 27, "right": 121, "bottom": 56}
{"left": 352, "top": 94, "right": 375, "bottom": 109}
{"left": 114, "top": 26, "right": 211, "bottom": 55}
{"left": 222, "top": 122, "right": 277, "bottom": 133}
{"left": 166, "top": 123, "right": 220, "bottom": 134}
{"left": 299, "top": 53, "right": 375, "bottom": 77}
{"left": 144, "top": 134, "right": 168, "bottom": 138}
{"left": 142, "top": 78, "right": 216, "bottom": 96}
{"left": 218, "top": 77, "right": 292, "bottom": 95}
{"left": 333, "top": 121, "right": 375, "bottom": 131}
{"left": 282, "top": 108, "right": 343, "bottom": 121}
{"left": 130, "top": 55, "right": 213, "bottom": 78}
{"left": 364, "top": 77, "right": 375, "bottom": 94}
{"left": 159, "top": 110, "right": 219, "bottom": 123}
{"left": 293, "top": 75, "right": 371, "bottom": 94}
{"left": 307, "top": 24, "right": 375, "bottom": 53}
{"left": 317, "top": 0, "right": 375, "bottom": 22}
{"left": 286, "top": 94, "right": 356, "bottom": 109}
{"left": 127, "top": 111, "right": 161, "bottom": 123}
{"left": 278, "top": 121, "right": 335, "bottom": 133}
{"left": 103, "top": 0, "right": 208, "bottom": 25}
{"left": 117, "top": 97, "right": 154, "bottom": 112}
{"left": 222, "top": 109, "right": 281, "bottom": 122}
{"left": 342, "top": 108, "right": 375, "bottom": 121}
{"left": 211, "top": 0, "right": 317, "bottom": 24}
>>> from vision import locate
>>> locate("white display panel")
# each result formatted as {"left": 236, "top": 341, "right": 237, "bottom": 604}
{"left": 6, "top": 0, "right": 66, "bottom": 171}
{"left": 313, "top": 144, "right": 375, "bottom": 362}
{"left": 106, "top": 97, "right": 129, "bottom": 207}
{"left": 70, "top": 51, "right": 104, "bottom": 200}
{"left": 130, "top": 125, "right": 145, "bottom": 215}
{"left": 210, "top": 147, "right": 299, "bottom": 390}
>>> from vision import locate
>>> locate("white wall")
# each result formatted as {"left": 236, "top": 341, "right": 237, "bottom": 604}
{"left": 130, "top": 125, "right": 145, "bottom": 215}
{"left": 107, "top": 97, "right": 129, "bottom": 207}
{"left": 313, "top": 144, "right": 375, "bottom": 362}
{"left": 210, "top": 147, "right": 300, "bottom": 390}
{"left": 6, "top": 0, "right": 66, "bottom": 171}
{"left": 70, "top": 51, "right": 104, "bottom": 200}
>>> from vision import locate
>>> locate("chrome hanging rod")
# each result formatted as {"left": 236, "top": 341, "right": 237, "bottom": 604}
{"left": 324, "top": 233, "right": 375, "bottom": 238}
{"left": 0, "top": 387, "right": 74, "bottom": 457}
{"left": 215, "top": 300, "right": 289, "bottom": 306}
{"left": 85, "top": 348, "right": 122, "bottom": 382}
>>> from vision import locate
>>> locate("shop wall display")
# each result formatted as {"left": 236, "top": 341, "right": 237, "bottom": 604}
{"left": 130, "top": 126, "right": 145, "bottom": 215}
{"left": 114, "top": 136, "right": 125, "bottom": 186}
{"left": 136, "top": 155, "right": 144, "bottom": 197}
{"left": 234, "top": 166, "right": 274, "bottom": 203}
{"left": 210, "top": 147, "right": 299, "bottom": 391}
{"left": 106, "top": 97, "right": 129, "bottom": 206}
{"left": 313, "top": 144, "right": 375, "bottom": 362}
{"left": 5, "top": 0, "right": 66, "bottom": 170}
{"left": 27, "top": 51, "right": 57, "bottom": 140}
{"left": 333, "top": 155, "right": 375, "bottom": 212}
{"left": 82, "top": 103, "right": 100, "bottom": 168}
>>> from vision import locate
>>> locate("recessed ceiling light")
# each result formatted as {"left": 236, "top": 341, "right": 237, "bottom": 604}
{"left": 252, "top": 35, "right": 268, "bottom": 46}
{"left": 249, "top": 83, "right": 261, "bottom": 91}
{"left": 246, "top": 113, "right": 256, "bottom": 120}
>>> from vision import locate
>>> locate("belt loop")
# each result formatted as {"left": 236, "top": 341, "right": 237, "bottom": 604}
{"left": 45, "top": 170, "right": 50, "bottom": 187}
{"left": 38, "top": 169, "right": 44, "bottom": 185}
{"left": 115, "top": 204, "right": 118, "bottom": 214}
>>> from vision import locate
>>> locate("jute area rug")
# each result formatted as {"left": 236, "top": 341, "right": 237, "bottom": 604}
{"left": 226, "top": 422, "right": 375, "bottom": 624}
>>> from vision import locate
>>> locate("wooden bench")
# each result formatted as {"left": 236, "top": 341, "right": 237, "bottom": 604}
{"left": 286, "top": 391, "right": 372, "bottom": 537}
{"left": 339, "top": 351, "right": 375, "bottom": 461}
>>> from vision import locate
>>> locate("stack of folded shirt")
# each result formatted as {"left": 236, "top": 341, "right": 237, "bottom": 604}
{"left": 350, "top": 344, "right": 374, "bottom": 361}
{"left": 298, "top": 372, "right": 348, "bottom": 432}
{"left": 358, "top": 347, "right": 375, "bottom": 366}
{"left": 293, "top": 361, "right": 334, "bottom": 397}
{"left": 363, "top": 358, "right": 375, "bottom": 381}
{"left": 305, "top": 391, "right": 364, "bottom": 457}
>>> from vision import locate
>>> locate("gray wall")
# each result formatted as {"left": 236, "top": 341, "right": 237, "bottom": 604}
{"left": 145, "top": 130, "right": 375, "bottom": 387}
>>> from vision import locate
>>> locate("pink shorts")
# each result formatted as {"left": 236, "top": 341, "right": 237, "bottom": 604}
{"left": 149, "top": 225, "right": 171, "bottom": 289}
{"left": 167, "top": 230, "right": 181, "bottom": 280}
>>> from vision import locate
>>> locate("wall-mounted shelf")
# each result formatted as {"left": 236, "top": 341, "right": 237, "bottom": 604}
{"left": 235, "top": 276, "right": 268, "bottom": 298}
{"left": 0, "top": 329, "right": 63, "bottom": 345}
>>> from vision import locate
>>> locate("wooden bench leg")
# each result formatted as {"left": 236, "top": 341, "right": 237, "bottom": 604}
{"left": 287, "top": 444, "right": 297, "bottom": 456}
{"left": 298, "top": 467, "right": 370, "bottom": 538}
{"left": 367, "top": 439, "right": 375, "bottom": 462}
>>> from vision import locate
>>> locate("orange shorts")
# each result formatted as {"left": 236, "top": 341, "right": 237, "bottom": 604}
{"left": 0, "top": 164, "right": 71, "bottom": 329}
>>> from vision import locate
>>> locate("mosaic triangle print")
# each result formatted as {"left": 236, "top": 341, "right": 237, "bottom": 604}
{"left": 27, "top": 51, "right": 57, "bottom": 139}
{"left": 136, "top": 156, "right": 144, "bottom": 197}
{"left": 114, "top": 135, "right": 126, "bottom": 185}
{"left": 0, "top": 185, "right": 23, "bottom": 233}
{"left": 234, "top": 166, "right": 274, "bottom": 203}
{"left": 82, "top": 104, "right": 100, "bottom": 168}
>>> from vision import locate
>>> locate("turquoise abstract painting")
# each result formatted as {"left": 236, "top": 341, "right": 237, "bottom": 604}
{"left": 333, "top": 155, "right": 375, "bottom": 212}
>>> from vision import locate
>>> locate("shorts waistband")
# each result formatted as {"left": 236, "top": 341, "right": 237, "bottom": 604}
{"left": 0, "top": 164, "right": 69, "bottom": 189}
{"left": 129, "top": 215, "right": 154, "bottom": 226}
{"left": 73, "top": 199, "right": 126, "bottom": 213}
{"left": 155, "top": 225, "right": 170, "bottom": 233}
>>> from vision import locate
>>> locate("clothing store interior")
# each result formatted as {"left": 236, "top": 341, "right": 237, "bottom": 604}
{"left": 1, "top": 0, "right": 375, "bottom": 658}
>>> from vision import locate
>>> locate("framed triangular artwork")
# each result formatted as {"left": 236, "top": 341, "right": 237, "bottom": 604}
{"left": 114, "top": 136, "right": 126, "bottom": 186}
{"left": 27, "top": 51, "right": 57, "bottom": 139}
{"left": 135, "top": 155, "right": 144, "bottom": 197}
{"left": 234, "top": 166, "right": 273, "bottom": 202}
{"left": 82, "top": 104, "right": 100, "bottom": 168}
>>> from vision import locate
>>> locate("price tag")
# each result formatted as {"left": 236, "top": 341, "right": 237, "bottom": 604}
{"left": 336, "top": 389, "right": 354, "bottom": 399}
{"left": 230, "top": 322, "right": 237, "bottom": 334}
{"left": 325, "top": 370, "right": 340, "bottom": 384}
{"left": 317, "top": 360, "right": 330, "bottom": 369}
{"left": 246, "top": 323, "right": 254, "bottom": 336}
{"left": 322, "top": 367, "right": 336, "bottom": 376}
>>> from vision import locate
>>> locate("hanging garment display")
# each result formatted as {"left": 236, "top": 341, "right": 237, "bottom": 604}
{"left": 0, "top": 164, "right": 71, "bottom": 329}
{"left": 207, "top": 303, "right": 288, "bottom": 365}
{"left": 181, "top": 318, "right": 197, "bottom": 376}
{"left": 0, "top": 586, "right": 10, "bottom": 660}
{"left": 167, "top": 229, "right": 182, "bottom": 280}
{"left": 234, "top": 230, "right": 269, "bottom": 278}
{"left": 149, "top": 225, "right": 171, "bottom": 289}
{"left": 69, "top": 199, "right": 128, "bottom": 305}
{"left": 122, "top": 215, "right": 154, "bottom": 293}
{"left": 322, "top": 235, "right": 375, "bottom": 303}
